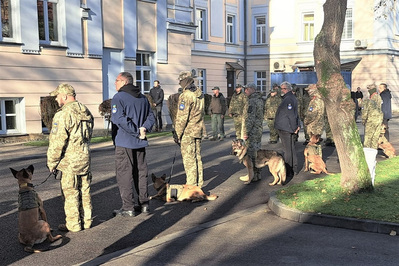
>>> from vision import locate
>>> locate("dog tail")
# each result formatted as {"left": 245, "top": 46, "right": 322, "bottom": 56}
{"left": 206, "top": 194, "right": 218, "bottom": 201}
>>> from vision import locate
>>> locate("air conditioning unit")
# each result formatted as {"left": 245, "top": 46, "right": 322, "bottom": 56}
{"left": 273, "top": 60, "right": 285, "bottom": 71}
{"left": 354, "top": 39, "right": 367, "bottom": 49}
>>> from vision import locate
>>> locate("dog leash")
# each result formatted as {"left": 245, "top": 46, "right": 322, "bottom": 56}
{"left": 33, "top": 170, "right": 58, "bottom": 188}
{"left": 167, "top": 146, "right": 178, "bottom": 184}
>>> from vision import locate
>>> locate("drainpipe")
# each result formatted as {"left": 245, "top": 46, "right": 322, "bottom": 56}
{"left": 243, "top": 0, "right": 248, "bottom": 85}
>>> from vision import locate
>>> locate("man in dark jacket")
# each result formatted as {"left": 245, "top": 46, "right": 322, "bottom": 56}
{"left": 208, "top": 86, "right": 227, "bottom": 141}
{"left": 274, "top": 81, "right": 301, "bottom": 178}
{"left": 111, "top": 72, "right": 155, "bottom": 217}
{"left": 149, "top": 80, "right": 164, "bottom": 131}
{"left": 378, "top": 83, "right": 392, "bottom": 140}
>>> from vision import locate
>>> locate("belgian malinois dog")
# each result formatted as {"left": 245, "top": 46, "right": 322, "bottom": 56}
{"left": 231, "top": 139, "right": 286, "bottom": 186}
{"left": 10, "top": 165, "right": 62, "bottom": 253}
{"left": 149, "top": 174, "right": 218, "bottom": 202}
{"left": 304, "top": 135, "right": 330, "bottom": 174}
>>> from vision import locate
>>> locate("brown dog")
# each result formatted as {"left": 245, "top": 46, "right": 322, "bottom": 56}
{"left": 304, "top": 135, "right": 330, "bottom": 174}
{"left": 10, "top": 165, "right": 62, "bottom": 253}
{"left": 378, "top": 125, "right": 396, "bottom": 158}
{"left": 231, "top": 139, "right": 286, "bottom": 186}
{"left": 149, "top": 174, "right": 218, "bottom": 202}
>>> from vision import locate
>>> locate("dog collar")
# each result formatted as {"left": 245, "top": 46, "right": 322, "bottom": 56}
{"left": 19, "top": 183, "right": 34, "bottom": 188}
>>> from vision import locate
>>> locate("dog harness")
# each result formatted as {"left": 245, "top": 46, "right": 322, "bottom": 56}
{"left": 18, "top": 190, "right": 40, "bottom": 211}
{"left": 167, "top": 184, "right": 184, "bottom": 200}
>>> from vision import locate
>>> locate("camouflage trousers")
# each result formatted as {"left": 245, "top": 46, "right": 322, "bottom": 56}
{"left": 364, "top": 121, "right": 381, "bottom": 149}
{"left": 181, "top": 135, "right": 203, "bottom": 188}
{"left": 266, "top": 119, "right": 279, "bottom": 142}
{"left": 60, "top": 171, "right": 92, "bottom": 232}
{"left": 233, "top": 115, "right": 244, "bottom": 139}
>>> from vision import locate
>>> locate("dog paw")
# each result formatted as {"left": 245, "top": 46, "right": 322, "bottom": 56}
{"left": 268, "top": 182, "right": 277, "bottom": 186}
{"left": 239, "top": 175, "right": 250, "bottom": 182}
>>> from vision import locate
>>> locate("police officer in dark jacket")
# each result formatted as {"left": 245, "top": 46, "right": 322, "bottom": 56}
{"left": 274, "top": 81, "right": 301, "bottom": 178}
{"left": 149, "top": 80, "right": 164, "bottom": 131}
{"left": 111, "top": 72, "right": 155, "bottom": 217}
{"left": 378, "top": 83, "right": 392, "bottom": 140}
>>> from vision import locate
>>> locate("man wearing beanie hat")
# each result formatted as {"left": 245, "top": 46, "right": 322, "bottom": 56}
{"left": 362, "top": 84, "right": 383, "bottom": 149}
{"left": 174, "top": 71, "right": 205, "bottom": 187}
{"left": 47, "top": 83, "right": 94, "bottom": 232}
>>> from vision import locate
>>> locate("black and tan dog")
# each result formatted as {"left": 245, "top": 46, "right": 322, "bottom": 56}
{"left": 304, "top": 134, "right": 330, "bottom": 174}
{"left": 231, "top": 139, "right": 286, "bottom": 186}
{"left": 149, "top": 174, "right": 218, "bottom": 202}
{"left": 378, "top": 125, "right": 396, "bottom": 158}
{"left": 10, "top": 165, "right": 62, "bottom": 253}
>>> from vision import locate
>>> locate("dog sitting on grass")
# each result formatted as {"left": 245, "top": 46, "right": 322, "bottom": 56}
{"left": 304, "top": 134, "right": 330, "bottom": 174}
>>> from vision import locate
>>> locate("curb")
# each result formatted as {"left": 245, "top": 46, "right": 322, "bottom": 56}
{"left": 268, "top": 191, "right": 399, "bottom": 235}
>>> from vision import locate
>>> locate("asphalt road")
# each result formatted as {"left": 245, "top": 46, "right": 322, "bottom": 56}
{"left": 1, "top": 118, "right": 398, "bottom": 265}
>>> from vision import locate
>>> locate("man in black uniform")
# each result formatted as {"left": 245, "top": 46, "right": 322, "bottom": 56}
{"left": 274, "top": 81, "right": 301, "bottom": 178}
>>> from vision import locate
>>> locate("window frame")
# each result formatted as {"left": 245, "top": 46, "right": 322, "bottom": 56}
{"left": 197, "top": 69, "right": 206, "bottom": 94}
{"left": 195, "top": 8, "right": 207, "bottom": 41}
{"left": 136, "top": 52, "right": 153, "bottom": 94}
{"left": 302, "top": 12, "right": 314, "bottom": 42}
{"left": 37, "top": 0, "right": 60, "bottom": 45}
{"left": 342, "top": 8, "right": 353, "bottom": 40}
{"left": 0, "top": 98, "right": 23, "bottom": 134}
{"left": 254, "top": 15, "right": 266, "bottom": 45}
{"left": 254, "top": 71, "right": 267, "bottom": 94}
{"left": 226, "top": 14, "right": 235, "bottom": 44}
{"left": 1, "top": 0, "right": 19, "bottom": 42}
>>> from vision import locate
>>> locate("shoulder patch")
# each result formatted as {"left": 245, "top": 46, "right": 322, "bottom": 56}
{"left": 287, "top": 103, "right": 293, "bottom": 110}
{"left": 179, "top": 101, "right": 185, "bottom": 110}
{"left": 112, "top": 104, "right": 117, "bottom": 114}
{"left": 308, "top": 106, "right": 313, "bottom": 112}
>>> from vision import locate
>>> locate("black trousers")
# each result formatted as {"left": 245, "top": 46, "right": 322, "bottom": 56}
{"left": 153, "top": 106, "right": 163, "bottom": 129}
{"left": 278, "top": 130, "right": 298, "bottom": 176}
{"left": 115, "top": 146, "right": 148, "bottom": 211}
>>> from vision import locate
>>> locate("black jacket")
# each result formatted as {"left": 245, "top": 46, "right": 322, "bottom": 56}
{"left": 380, "top": 89, "right": 392, "bottom": 120}
{"left": 149, "top": 85, "right": 164, "bottom": 107}
{"left": 274, "top": 91, "right": 300, "bottom": 133}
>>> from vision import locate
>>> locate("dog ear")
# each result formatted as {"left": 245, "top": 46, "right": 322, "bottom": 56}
{"left": 10, "top": 168, "right": 18, "bottom": 178}
{"left": 27, "top": 165, "right": 34, "bottom": 175}
{"left": 161, "top": 174, "right": 166, "bottom": 181}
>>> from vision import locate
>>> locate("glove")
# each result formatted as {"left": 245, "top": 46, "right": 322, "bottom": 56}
{"left": 172, "top": 130, "right": 180, "bottom": 146}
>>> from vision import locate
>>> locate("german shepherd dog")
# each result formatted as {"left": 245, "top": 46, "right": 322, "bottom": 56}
{"left": 304, "top": 134, "right": 330, "bottom": 174}
{"left": 149, "top": 174, "right": 218, "bottom": 202}
{"left": 378, "top": 125, "right": 396, "bottom": 158}
{"left": 10, "top": 165, "right": 62, "bottom": 253}
{"left": 231, "top": 139, "right": 286, "bottom": 186}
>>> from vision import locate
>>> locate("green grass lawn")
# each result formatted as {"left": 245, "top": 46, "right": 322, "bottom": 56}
{"left": 276, "top": 156, "right": 399, "bottom": 223}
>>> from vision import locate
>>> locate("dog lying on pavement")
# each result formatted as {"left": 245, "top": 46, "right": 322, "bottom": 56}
{"left": 149, "top": 174, "right": 218, "bottom": 202}
{"left": 10, "top": 165, "right": 62, "bottom": 253}
{"left": 231, "top": 139, "right": 286, "bottom": 186}
{"left": 304, "top": 134, "right": 330, "bottom": 174}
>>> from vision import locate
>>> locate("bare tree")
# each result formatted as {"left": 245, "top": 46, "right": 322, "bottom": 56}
{"left": 313, "top": 0, "right": 372, "bottom": 192}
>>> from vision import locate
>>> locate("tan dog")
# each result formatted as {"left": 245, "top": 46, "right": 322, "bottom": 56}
{"left": 149, "top": 174, "right": 218, "bottom": 202}
{"left": 231, "top": 139, "right": 286, "bottom": 186}
{"left": 304, "top": 135, "right": 330, "bottom": 174}
{"left": 378, "top": 125, "right": 396, "bottom": 158}
{"left": 10, "top": 165, "right": 62, "bottom": 253}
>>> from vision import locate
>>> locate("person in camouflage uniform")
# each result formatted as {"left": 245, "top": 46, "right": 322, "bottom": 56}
{"left": 304, "top": 84, "right": 325, "bottom": 138}
{"left": 264, "top": 84, "right": 281, "bottom": 144}
{"left": 174, "top": 71, "right": 205, "bottom": 188}
{"left": 362, "top": 84, "right": 383, "bottom": 149}
{"left": 240, "top": 83, "right": 264, "bottom": 183}
{"left": 228, "top": 84, "right": 248, "bottom": 139}
{"left": 297, "top": 86, "right": 311, "bottom": 144}
{"left": 47, "top": 83, "right": 94, "bottom": 232}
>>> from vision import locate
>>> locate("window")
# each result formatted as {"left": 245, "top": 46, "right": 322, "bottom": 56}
{"left": 0, "top": 98, "right": 20, "bottom": 134}
{"left": 226, "top": 15, "right": 235, "bottom": 44}
{"left": 302, "top": 13, "right": 314, "bottom": 42}
{"left": 196, "top": 9, "right": 206, "bottom": 41}
{"left": 255, "top": 71, "right": 266, "bottom": 93}
{"left": 136, "top": 53, "right": 152, "bottom": 94}
{"left": 342, "top": 8, "right": 353, "bottom": 39}
{"left": 197, "top": 69, "right": 206, "bottom": 93}
{"left": 1, "top": 0, "right": 12, "bottom": 39}
{"left": 38, "top": 0, "right": 58, "bottom": 44}
{"left": 255, "top": 16, "right": 266, "bottom": 44}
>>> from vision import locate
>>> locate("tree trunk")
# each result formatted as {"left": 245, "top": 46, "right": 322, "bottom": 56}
{"left": 313, "top": 0, "right": 373, "bottom": 192}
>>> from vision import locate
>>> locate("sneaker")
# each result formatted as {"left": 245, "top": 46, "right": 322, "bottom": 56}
{"left": 113, "top": 209, "right": 139, "bottom": 217}
{"left": 141, "top": 203, "right": 150, "bottom": 214}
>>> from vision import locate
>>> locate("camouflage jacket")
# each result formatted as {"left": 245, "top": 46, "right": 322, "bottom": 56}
{"left": 264, "top": 93, "right": 282, "bottom": 119}
{"left": 47, "top": 101, "right": 94, "bottom": 175}
{"left": 243, "top": 92, "right": 264, "bottom": 137}
{"left": 362, "top": 93, "right": 383, "bottom": 124}
{"left": 298, "top": 92, "right": 311, "bottom": 121}
{"left": 228, "top": 90, "right": 248, "bottom": 117}
{"left": 175, "top": 84, "right": 205, "bottom": 139}
{"left": 304, "top": 95, "right": 325, "bottom": 135}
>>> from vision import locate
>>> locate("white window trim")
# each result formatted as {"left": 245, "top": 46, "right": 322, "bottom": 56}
{"left": 254, "top": 15, "right": 266, "bottom": 45}
{"left": 254, "top": 71, "right": 266, "bottom": 94}
{"left": 0, "top": 97, "right": 25, "bottom": 135}
{"left": 38, "top": 0, "right": 65, "bottom": 46}
{"left": 0, "top": 0, "right": 21, "bottom": 43}
{"left": 197, "top": 69, "right": 206, "bottom": 94}
{"left": 136, "top": 52, "right": 154, "bottom": 94}
{"left": 342, "top": 8, "right": 353, "bottom": 40}
{"left": 226, "top": 14, "right": 235, "bottom": 44}
{"left": 301, "top": 12, "right": 314, "bottom": 42}
{"left": 195, "top": 8, "right": 207, "bottom": 41}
